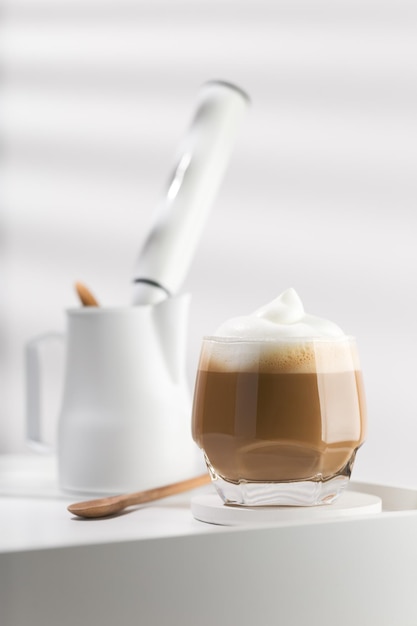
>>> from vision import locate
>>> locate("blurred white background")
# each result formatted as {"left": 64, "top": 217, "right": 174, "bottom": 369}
{"left": 1, "top": 0, "right": 416, "bottom": 487}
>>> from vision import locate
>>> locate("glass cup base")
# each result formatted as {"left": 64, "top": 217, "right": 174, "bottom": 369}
{"left": 208, "top": 471, "right": 350, "bottom": 507}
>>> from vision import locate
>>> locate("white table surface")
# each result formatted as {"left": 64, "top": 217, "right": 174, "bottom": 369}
{"left": 0, "top": 454, "right": 223, "bottom": 554}
{"left": 2, "top": 454, "right": 417, "bottom": 626}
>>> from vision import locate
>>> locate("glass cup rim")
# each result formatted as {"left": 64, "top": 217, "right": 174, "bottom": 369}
{"left": 202, "top": 334, "right": 356, "bottom": 344}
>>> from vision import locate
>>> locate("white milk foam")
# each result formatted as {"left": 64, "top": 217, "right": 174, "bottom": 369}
{"left": 215, "top": 288, "right": 344, "bottom": 340}
{"left": 203, "top": 289, "right": 359, "bottom": 374}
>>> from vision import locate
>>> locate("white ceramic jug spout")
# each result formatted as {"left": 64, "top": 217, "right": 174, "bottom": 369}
{"left": 151, "top": 293, "right": 191, "bottom": 386}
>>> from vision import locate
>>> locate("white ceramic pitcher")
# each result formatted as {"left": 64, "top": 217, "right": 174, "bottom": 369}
{"left": 26, "top": 294, "right": 202, "bottom": 494}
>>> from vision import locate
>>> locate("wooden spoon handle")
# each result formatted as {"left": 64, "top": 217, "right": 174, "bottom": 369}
{"left": 67, "top": 473, "right": 211, "bottom": 518}
{"left": 75, "top": 281, "right": 99, "bottom": 307}
{"left": 124, "top": 473, "right": 211, "bottom": 507}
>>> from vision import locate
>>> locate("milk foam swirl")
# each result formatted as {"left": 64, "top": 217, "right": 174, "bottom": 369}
{"left": 205, "top": 289, "right": 355, "bottom": 373}
{"left": 214, "top": 288, "right": 345, "bottom": 339}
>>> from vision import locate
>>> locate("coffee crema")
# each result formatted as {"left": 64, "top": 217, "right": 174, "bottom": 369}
{"left": 192, "top": 338, "right": 367, "bottom": 484}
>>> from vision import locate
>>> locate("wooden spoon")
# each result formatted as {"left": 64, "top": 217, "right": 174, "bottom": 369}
{"left": 74, "top": 281, "right": 99, "bottom": 307}
{"left": 67, "top": 473, "right": 211, "bottom": 518}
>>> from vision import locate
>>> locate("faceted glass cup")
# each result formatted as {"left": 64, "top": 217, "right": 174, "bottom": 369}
{"left": 192, "top": 336, "right": 367, "bottom": 506}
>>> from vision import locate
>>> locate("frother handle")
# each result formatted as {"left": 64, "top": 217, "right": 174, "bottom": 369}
{"left": 25, "top": 333, "right": 64, "bottom": 453}
{"left": 132, "top": 81, "right": 250, "bottom": 304}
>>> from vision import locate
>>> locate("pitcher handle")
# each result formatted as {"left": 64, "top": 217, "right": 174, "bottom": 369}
{"left": 25, "top": 332, "right": 64, "bottom": 453}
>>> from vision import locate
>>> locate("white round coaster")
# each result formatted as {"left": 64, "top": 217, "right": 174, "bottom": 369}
{"left": 191, "top": 490, "right": 382, "bottom": 526}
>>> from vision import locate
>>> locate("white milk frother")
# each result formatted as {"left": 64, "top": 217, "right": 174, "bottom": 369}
{"left": 131, "top": 80, "right": 249, "bottom": 305}
{"left": 26, "top": 81, "right": 250, "bottom": 494}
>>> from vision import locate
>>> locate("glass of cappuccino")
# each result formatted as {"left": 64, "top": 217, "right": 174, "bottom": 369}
{"left": 191, "top": 290, "right": 367, "bottom": 506}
